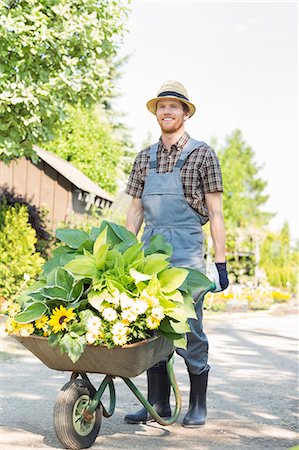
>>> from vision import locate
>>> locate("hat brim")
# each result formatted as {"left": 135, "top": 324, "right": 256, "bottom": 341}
{"left": 146, "top": 95, "right": 196, "bottom": 117}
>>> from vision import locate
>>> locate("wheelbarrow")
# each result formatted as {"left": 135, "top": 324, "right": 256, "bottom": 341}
{"left": 13, "top": 285, "right": 214, "bottom": 450}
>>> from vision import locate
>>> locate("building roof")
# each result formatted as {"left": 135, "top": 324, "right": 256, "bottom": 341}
{"left": 34, "top": 146, "right": 114, "bottom": 203}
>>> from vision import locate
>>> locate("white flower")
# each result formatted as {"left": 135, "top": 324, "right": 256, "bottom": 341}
{"left": 146, "top": 316, "right": 160, "bottom": 330}
{"left": 112, "top": 322, "right": 128, "bottom": 336}
{"left": 0, "top": 323, "right": 7, "bottom": 338}
{"left": 102, "top": 307, "right": 117, "bottom": 322}
{"left": 132, "top": 299, "right": 149, "bottom": 316}
{"left": 121, "top": 309, "right": 138, "bottom": 323}
{"left": 151, "top": 306, "right": 165, "bottom": 321}
{"left": 86, "top": 332, "right": 97, "bottom": 345}
{"left": 112, "top": 333, "right": 128, "bottom": 346}
{"left": 87, "top": 316, "right": 102, "bottom": 333}
{"left": 120, "top": 292, "right": 135, "bottom": 309}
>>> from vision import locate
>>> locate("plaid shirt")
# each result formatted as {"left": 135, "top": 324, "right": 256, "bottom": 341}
{"left": 125, "top": 132, "right": 223, "bottom": 218}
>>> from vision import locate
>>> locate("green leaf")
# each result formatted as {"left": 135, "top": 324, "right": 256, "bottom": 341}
{"left": 123, "top": 243, "right": 144, "bottom": 265}
{"left": 55, "top": 229, "right": 90, "bottom": 249}
{"left": 180, "top": 268, "right": 214, "bottom": 294}
{"left": 78, "top": 310, "right": 96, "bottom": 326}
{"left": 28, "top": 288, "right": 46, "bottom": 301}
{"left": 55, "top": 267, "right": 75, "bottom": 292}
{"left": 64, "top": 256, "right": 97, "bottom": 277}
{"left": 14, "top": 302, "right": 47, "bottom": 323}
{"left": 42, "top": 286, "right": 68, "bottom": 300}
{"left": 159, "top": 318, "right": 191, "bottom": 334}
{"left": 144, "top": 234, "right": 173, "bottom": 257}
{"left": 59, "top": 334, "right": 86, "bottom": 363}
{"left": 165, "top": 303, "right": 197, "bottom": 321}
{"left": 158, "top": 267, "right": 189, "bottom": 293}
{"left": 69, "top": 281, "right": 84, "bottom": 301}
{"left": 145, "top": 274, "right": 161, "bottom": 296}
{"left": 93, "top": 227, "right": 108, "bottom": 254}
{"left": 157, "top": 330, "right": 187, "bottom": 350}
{"left": 164, "top": 289, "right": 184, "bottom": 303}
{"left": 48, "top": 332, "right": 63, "bottom": 348}
{"left": 143, "top": 253, "right": 170, "bottom": 275}
{"left": 94, "top": 244, "right": 109, "bottom": 270}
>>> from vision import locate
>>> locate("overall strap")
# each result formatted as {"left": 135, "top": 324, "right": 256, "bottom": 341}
{"left": 175, "top": 138, "right": 205, "bottom": 168}
{"left": 149, "top": 143, "right": 159, "bottom": 169}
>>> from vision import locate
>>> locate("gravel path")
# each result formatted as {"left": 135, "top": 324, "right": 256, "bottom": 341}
{"left": 0, "top": 309, "right": 298, "bottom": 450}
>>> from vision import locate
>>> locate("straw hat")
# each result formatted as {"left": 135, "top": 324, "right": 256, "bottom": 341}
{"left": 146, "top": 80, "right": 196, "bottom": 117}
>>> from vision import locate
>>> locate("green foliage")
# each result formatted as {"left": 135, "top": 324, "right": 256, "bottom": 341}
{"left": 13, "top": 221, "right": 215, "bottom": 363}
{"left": 44, "top": 105, "right": 133, "bottom": 193}
{"left": 260, "top": 222, "right": 298, "bottom": 293}
{"left": 0, "top": 0, "right": 130, "bottom": 162}
{"left": 0, "top": 188, "right": 53, "bottom": 258}
{"left": 0, "top": 202, "right": 44, "bottom": 299}
{"left": 217, "top": 129, "right": 273, "bottom": 229}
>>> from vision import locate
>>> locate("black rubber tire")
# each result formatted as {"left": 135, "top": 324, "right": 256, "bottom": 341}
{"left": 53, "top": 379, "right": 102, "bottom": 450}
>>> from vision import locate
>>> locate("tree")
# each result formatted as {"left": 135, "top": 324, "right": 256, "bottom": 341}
{"left": 0, "top": 0, "right": 130, "bottom": 162}
{"left": 217, "top": 129, "right": 273, "bottom": 229}
{"left": 260, "top": 222, "right": 298, "bottom": 292}
{"left": 44, "top": 105, "right": 134, "bottom": 194}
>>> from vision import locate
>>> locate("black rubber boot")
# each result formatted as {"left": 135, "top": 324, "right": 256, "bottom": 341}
{"left": 124, "top": 361, "right": 171, "bottom": 424}
{"left": 182, "top": 369, "right": 209, "bottom": 427}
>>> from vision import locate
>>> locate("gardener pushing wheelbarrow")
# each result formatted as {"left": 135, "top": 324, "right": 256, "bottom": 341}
{"left": 124, "top": 80, "right": 229, "bottom": 427}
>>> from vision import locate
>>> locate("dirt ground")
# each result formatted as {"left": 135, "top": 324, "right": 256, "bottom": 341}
{"left": 0, "top": 305, "right": 298, "bottom": 450}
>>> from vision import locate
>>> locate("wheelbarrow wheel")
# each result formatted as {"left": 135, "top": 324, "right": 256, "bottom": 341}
{"left": 53, "top": 379, "right": 102, "bottom": 450}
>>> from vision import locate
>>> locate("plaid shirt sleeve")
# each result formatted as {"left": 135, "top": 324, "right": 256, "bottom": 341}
{"left": 125, "top": 152, "right": 145, "bottom": 198}
{"left": 201, "top": 148, "right": 223, "bottom": 193}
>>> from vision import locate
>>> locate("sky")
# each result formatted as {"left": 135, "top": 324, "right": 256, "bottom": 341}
{"left": 113, "top": 1, "right": 298, "bottom": 240}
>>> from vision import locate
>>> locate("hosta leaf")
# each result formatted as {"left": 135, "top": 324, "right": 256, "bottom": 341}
{"left": 159, "top": 319, "right": 191, "bottom": 334}
{"left": 14, "top": 302, "right": 47, "bottom": 323}
{"left": 42, "top": 286, "right": 68, "bottom": 300}
{"left": 157, "top": 330, "right": 187, "bottom": 350}
{"left": 145, "top": 274, "right": 160, "bottom": 296}
{"left": 88, "top": 291, "right": 107, "bottom": 311}
{"left": 144, "top": 234, "right": 173, "bottom": 257}
{"left": 69, "top": 281, "right": 84, "bottom": 302}
{"left": 164, "top": 289, "right": 184, "bottom": 303}
{"left": 143, "top": 253, "right": 170, "bottom": 275}
{"left": 55, "top": 268, "right": 74, "bottom": 292}
{"left": 158, "top": 268, "right": 188, "bottom": 293}
{"left": 129, "top": 268, "right": 152, "bottom": 283}
{"left": 64, "top": 256, "right": 97, "bottom": 277}
{"left": 179, "top": 268, "right": 214, "bottom": 294}
{"left": 123, "top": 243, "right": 144, "bottom": 265}
{"left": 94, "top": 244, "right": 109, "bottom": 270}
{"left": 55, "top": 228, "right": 90, "bottom": 249}
{"left": 28, "top": 288, "right": 46, "bottom": 301}
{"left": 166, "top": 303, "right": 197, "bottom": 321}
{"left": 93, "top": 227, "right": 107, "bottom": 254}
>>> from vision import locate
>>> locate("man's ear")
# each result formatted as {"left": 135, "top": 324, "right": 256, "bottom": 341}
{"left": 184, "top": 115, "right": 189, "bottom": 121}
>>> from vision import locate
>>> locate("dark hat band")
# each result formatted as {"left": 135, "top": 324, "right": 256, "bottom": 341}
{"left": 157, "top": 91, "right": 189, "bottom": 101}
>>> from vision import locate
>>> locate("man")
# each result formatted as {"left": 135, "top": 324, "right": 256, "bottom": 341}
{"left": 124, "top": 80, "right": 229, "bottom": 427}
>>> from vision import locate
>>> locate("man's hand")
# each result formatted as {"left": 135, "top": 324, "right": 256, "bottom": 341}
{"left": 207, "top": 262, "right": 229, "bottom": 292}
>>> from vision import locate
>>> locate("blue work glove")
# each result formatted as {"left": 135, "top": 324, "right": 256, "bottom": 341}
{"left": 207, "top": 262, "right": 229, "bottom": 292}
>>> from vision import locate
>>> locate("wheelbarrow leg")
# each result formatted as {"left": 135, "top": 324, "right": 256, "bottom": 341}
{"left": 122, "top": 353, "right": 182, "bottom": 426}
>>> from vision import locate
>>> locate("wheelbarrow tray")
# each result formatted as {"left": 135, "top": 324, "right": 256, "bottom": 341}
{"left": 13, "top": 334, "right": 174, "bottom": 378}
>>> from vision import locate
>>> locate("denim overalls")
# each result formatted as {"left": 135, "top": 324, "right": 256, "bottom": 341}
{"left": 141, "top": 138, "right": 210, "bottom": 375}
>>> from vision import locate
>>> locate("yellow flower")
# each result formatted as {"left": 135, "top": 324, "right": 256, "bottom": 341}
{"left": 35, "top": 315, "right": 49, "bottom": 329}
{"left": 49, "top": 306, "right": 76, "bottom": 333}
{"left": 5, "top": 317, "right": 19, "bottom": 333}
{"left": 146, "top": 316, "right": 160, "bottom": 330}
{"left": 102, "top": 307, "right": 117, "bottom": 322}
{"left": 8, "top": 303, "right": 21, "bottom": 317}
{"left": 18, "top": 323, "right": 34, "bottom": 337}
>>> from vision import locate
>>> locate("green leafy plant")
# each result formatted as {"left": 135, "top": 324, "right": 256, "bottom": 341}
{"left": 6, "top": 221, "right": 215, "bottom": 363}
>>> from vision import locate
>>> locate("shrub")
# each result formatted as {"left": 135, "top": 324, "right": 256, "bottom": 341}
{"left": 0, "top": 189, "right": 53, "bottom": 258}
{"left": 0, "top": 202, "right": 44, "bottom": 300}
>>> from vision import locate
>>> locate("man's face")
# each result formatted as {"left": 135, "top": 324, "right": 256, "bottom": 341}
{"left": 156, "top": 98, "right": 188, "bottom": 134}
